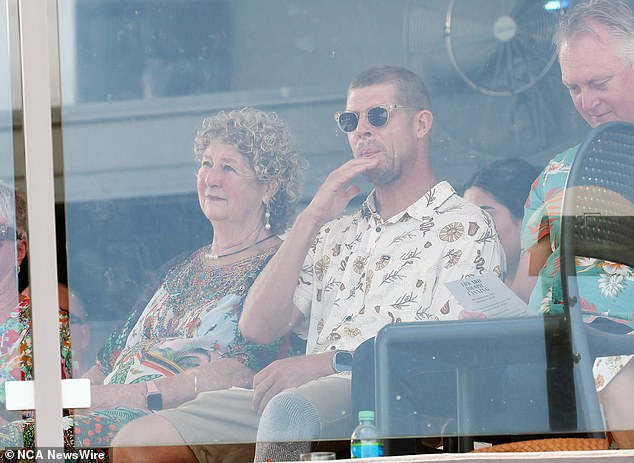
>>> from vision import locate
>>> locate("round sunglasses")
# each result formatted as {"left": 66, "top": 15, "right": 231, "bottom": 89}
{"left": 334, "top": 104, "right": 422, "bottom": 133}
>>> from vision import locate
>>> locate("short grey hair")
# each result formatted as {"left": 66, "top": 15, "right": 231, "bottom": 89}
{"left": 554, "top": 0, "right": 634, "bottom": 66}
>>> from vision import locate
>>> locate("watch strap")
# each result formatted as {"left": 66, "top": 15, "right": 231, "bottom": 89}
{"left": 146, "top": 379, "right": 159, "bottom": 395}
{"left": 331, "top": 351, "right": 338, "bottom": 373}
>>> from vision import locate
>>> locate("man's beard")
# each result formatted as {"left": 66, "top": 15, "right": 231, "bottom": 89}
{"left": 364, "top": 155, "right": 399, "bottom": 186}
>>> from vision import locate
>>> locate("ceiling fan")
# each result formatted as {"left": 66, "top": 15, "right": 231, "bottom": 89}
{"left": 405, "top": 0, "right": 586, "bottom": 162}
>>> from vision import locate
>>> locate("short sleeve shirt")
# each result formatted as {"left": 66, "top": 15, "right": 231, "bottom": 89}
{"left": 293, "top": 181, "right": 505, "bottom": 354}
{"left": 521, "top": 146, "right": 634, "bottom": 391}
{"left": 521, "top": 146, "right": 634, "bottom": 323}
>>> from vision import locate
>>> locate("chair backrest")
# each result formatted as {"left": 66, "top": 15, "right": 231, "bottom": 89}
{"left": 560, "top": 121, "right": 634, "bottom": 328}
{"left": 560, "top": 121, "right": 634, "bottom": 270}
{"left": 559, "top": 121, "right": 634, "bottom": 436}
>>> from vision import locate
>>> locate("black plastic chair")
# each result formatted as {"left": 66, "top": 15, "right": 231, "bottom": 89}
{"left": 372, "top": 122, "right": 634, "bottom": 454}
{"left": 559, "top": 120, "right": 634, "bottom": 434}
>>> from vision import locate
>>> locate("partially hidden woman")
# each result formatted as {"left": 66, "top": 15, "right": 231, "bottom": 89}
{"left": 463, "top": 158, "right": 540, "bottom": 287}
{"left": 0, "top": 107, "right": 307, "bottom": 450}
{"left": 0, "top": 182, "right": 73, "bottom": 446}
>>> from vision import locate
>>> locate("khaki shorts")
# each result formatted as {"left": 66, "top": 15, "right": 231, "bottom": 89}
{"left": 157, "top": 375, "right": 352, "bottom": 462}
{"left": 159, "top": 387, "right": 260, "bottom": 445}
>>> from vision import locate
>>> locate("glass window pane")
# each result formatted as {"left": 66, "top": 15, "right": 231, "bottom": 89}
{"left": 49, "top": 0, "right": 632, "bottom": 454}
{"left": 0, "top": 0, "right": 30, "bottom": 446}
{"left": 0, "top": 0, "right": 13, "bottom": 179}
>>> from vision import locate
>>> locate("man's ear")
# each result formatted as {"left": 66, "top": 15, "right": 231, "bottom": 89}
{"left": 17, "top": 239, "right": 28, "bottom": 267}
{"left": 414, "top": 109, "right": 433, "bottom": 140}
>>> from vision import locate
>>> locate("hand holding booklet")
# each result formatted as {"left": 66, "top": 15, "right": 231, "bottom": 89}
{"left": 445, "top": 272, "right": 534, "bottom": 318}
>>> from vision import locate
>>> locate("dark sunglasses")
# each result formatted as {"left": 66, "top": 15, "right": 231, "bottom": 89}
{"left": 0, "top": 224, "right": 18, "bottom": 249}
{"left": 334, "top": 104, "right": 422, "bottom": 133}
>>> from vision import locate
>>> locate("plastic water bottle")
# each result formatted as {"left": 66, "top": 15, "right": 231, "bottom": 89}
{"left": 350, "top": 410, "right": 384, "bottom": 458}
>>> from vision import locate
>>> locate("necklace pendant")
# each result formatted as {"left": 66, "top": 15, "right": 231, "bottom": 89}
{"left": 204, "top": 234, "right": 274, "bottom": 265}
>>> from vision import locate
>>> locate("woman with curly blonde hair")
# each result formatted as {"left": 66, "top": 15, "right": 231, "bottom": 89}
{"left": 193, "top": 107, "right": 305, "bottom": 235}
{"left": 0, "top": 108, "right": 307, "bottom": 452}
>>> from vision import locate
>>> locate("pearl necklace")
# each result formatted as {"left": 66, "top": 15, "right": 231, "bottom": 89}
{"left": 204, "top": 234, "right": 276, "bottom": 262}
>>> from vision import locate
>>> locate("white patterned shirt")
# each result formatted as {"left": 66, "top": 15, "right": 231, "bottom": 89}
{"left": 293, "top": 181, "right": 505, "bottom": 354}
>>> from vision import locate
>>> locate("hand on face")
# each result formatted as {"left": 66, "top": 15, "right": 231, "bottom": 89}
{"left": 302, "top": 157, "right": 379, "bottom": 229}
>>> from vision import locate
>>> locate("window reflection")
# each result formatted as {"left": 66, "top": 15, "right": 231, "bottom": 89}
{"left": 35, "top": 0, "right": 632, "bottom": 450}
{"left": 0, "top": 0, "right": 14, "bottom": 180}
{"left": 59, "top": 0, "right": 588, "bottom": 328}
{"left": 74, "top": 0, "right": 231, "bottom": 102}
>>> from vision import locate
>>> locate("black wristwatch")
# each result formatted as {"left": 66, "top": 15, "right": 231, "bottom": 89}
{"left": 332, "top": 350, "right": 353, "bottom": 373}
{"left": 145, "top": 380, "right": 163, "bottom": 411}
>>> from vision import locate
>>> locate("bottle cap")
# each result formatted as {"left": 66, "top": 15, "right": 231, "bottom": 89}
{"left": 358, "top": 410, "right": 375, "bottom": 421}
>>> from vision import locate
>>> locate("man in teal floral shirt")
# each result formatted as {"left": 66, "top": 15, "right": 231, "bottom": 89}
{"left": 518, "top": 0, "right": 634, "bottom": 323}
{"left": 515, "top": 0, "right": 634, "bottom": 449}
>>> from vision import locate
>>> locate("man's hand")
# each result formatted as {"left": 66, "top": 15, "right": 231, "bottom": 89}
{"left": 241, "top": 156, "right": 379, "bottom": 345}
{"left": 301, "top": 157, "right": 379, "bottom": 229}
{"left": 251, "top": 353, "right": 333, "bottom": 414}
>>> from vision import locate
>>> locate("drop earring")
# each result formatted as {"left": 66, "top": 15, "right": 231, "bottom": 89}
{"left": 264, "top": 204, "right": 271, "bottom": 230}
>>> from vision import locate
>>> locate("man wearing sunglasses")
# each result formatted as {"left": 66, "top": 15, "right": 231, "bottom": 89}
{"left": 239, "top": 65, "right": 504, "bottom": 460}
{"left": 112, "top": 66, "right": 503, "bottom": 463}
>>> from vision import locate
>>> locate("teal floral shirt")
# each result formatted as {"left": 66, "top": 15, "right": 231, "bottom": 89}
{"left": 521, "top": 145, "right": 634, "bottom": 325}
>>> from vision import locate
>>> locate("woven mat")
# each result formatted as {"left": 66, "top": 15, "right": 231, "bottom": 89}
{"left": 472, "top": 437, "right": 609, "bottom": 453}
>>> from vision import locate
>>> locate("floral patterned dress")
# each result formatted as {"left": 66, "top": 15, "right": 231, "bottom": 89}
{"left": 67, "top": 244, "right": 302, "bottom": 449}
{"left": 0, "top": 295, "right": 73, "bottom": 447}
{"left": 521, "top": 145, "right": 634, "bottom": 391}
